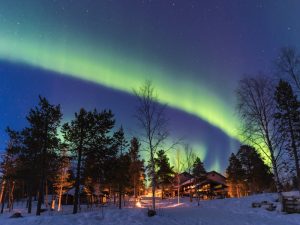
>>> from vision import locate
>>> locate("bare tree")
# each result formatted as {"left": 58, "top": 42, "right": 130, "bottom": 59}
{"left": 183, "top": 144, "right": 196, "bottom": 174}
{"left": 276, "top": 47, "right": 300, "bottom": 91}
{"left": 174, "top": 149, "right": 184, "bottom": 205}
{"left": 236, "top": 76, "right": 284, "bottom": 195}
{"left": 134, "top": 80, "right": 169, "bottom": 212}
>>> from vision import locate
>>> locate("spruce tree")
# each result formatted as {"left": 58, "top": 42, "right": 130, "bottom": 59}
{"left": 192, "top": 157, "right": 206, "bottom": 205}
{"left": 275, "top": 80, "right": 300, "bottom": 190}
{"left": 192, "top": 157, "right": 206, "bottom": 181}
{"left": 155, "top": 150, "right": 174, "bottom": 199}
{"left": 237, "top": 145, "right": 273, "bottom": 193}
{"left": 227, "top": 145, "right": 274, "bottom": 196}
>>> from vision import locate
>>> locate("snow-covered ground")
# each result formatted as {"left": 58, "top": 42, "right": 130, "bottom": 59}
{"left": 1, "top": 193, "right": 300, "bottom": 225}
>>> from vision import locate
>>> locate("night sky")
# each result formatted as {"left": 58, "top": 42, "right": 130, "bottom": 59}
{"left": 0, "top": 0, "right": 300, "bottom": 173}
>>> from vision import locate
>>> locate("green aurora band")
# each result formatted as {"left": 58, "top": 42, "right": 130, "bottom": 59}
{"left": 0, "top": 34, "right": 241, "bottom": 143}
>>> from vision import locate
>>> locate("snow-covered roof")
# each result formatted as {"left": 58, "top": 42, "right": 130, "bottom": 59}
{"left": 180, "top": 178, "right": 195, "bottom": 187}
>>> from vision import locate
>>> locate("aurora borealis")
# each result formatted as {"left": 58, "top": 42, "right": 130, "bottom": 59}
{"left": 1, "top": 0, "right": 300, "bottom": 172}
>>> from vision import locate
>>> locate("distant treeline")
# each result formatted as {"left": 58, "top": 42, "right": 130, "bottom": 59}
{"left": 0, "top": 96, "right": 146, "bottom": 215}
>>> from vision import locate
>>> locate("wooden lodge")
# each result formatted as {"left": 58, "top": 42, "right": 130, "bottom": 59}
{"left": 173, "top": 171, "right": 228, "bottom": 199}
{"left": 61, "top": 186, "right": 109, "bottom": 205}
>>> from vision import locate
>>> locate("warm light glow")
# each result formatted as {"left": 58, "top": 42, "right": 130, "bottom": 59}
{"left": 136, "top": 201, "right": 142, "bottom": 208}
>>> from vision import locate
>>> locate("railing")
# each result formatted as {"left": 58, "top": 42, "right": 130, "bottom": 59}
{"left": 282, "top": 196, "right": 300, "bottom": 213}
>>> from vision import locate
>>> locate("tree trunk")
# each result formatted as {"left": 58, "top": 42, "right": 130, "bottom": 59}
{"left": 151, "top": 181, "right": 155, "bottom": 210}
{"left": 58, "top": 181, "right": 63, "bottom": 211}
{"left": 0, "top": 181, "right": 5, "bottom": 205}
{"left": 269, "top": 148, "right": 283, "bottom": 201}
{"left": 150, "top": 151, "right": 156, "bottom": 211}
{"left": 118, "top": 185, "right": 122, "bottom": 209}
{"left": 36, "top": 177, "right": 45, "bottom": 216}
{"left": 265, "top": 130, "right": 282, "bottom": 198}
{"left": 28, "top": 188, "right": 32, "bottom": 214}
{"left": 9, "top": 181, "right": 15, "bottom": 212}
{"left": 288, "top": 119, "right": 300, "bottom": 190}
{"left": 6, "top": 181, "right": 10, "bottom": 209}
{"left": 45, "top": 180, "right": 48, "bottom": 209}
{"left": 51, "top": 197, "right": 55, "bottom": 211}
{"left": 272, "top": 159, "right": 282, "bottom": 192}
{"left": 1, "top": 189, "right": 7, "bottom": 214}
{"left": 177, "top": 175, "right": 180, "bottom": 204}
{"left": 133, "top": 176, "right": 136, "bottom": 199}
{"left": 37, "top": 121, "right": 49, "bottom": 216}
{"left": 65, "top": 193, "right": 68, "bottom": 205}
{"left": 73, "top": 146, "right": 82, "bottom": 214}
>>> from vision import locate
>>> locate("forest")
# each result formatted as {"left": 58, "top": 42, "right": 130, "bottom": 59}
{"left": 1, "top": 47, "right": 300, "bottom": 217}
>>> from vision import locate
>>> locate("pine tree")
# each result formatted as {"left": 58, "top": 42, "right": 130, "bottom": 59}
{"left": 226, "top": 145, "right": 274, "bottom": 197}
{"left": 24, "top": 96, "right": 62, "bottom": 216}
{"left": 226, "top": 153, "right": 246, "bottom": 197}
{"left": 63, "top": 109, "right": 89, "bottom": 213}
{"left": 155, "top": 150, "right": 174, "bottom": 199}
{"left": 275, "top": 80, "right": 300, "bottom": 190}
{"left": 192, "top": 157, "right": 206, "bottom": 181}
{"left": 236, "top": 145, "right": 273, "bottom": 194}
{"left": 192, "top": 157, "right": 206, "bottom": 205}
{"left": 111, "top": 127, "right": 130, "bottom": 209}
{"left": 82, "top": 110, "right": 116, "bottom": 207}
{"left": 7, "top": 127, "right": 39, "bottom": 214}
{"left": 62, "top": 108, "right": 115, "bottom": 214}
{"left": 128, "top": 137, "right": 145, "bottom": 199}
